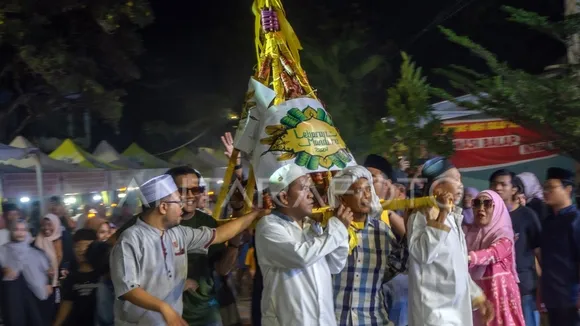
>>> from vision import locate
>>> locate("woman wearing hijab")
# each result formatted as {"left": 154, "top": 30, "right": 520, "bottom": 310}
{"left": 517, "top": 172, "right": 548, "bottom": 221}
{"left": 466, "top": 190, "right": 525, "bottom": 326}
{"left": 462, "top": 187, "right": 479, "bottom": 225}
{"left": 35, "top": 213, "right": 63, "bottom": 320}
{"left": 85, "top": 217, "right": 111, "bottom": 242}
{"left": 0, "top": 219, "right": 52, "bottom": 326}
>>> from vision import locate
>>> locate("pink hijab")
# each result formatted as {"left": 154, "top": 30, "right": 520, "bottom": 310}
{"left": 464, "top": 190, "right": 518, "bottom": 282}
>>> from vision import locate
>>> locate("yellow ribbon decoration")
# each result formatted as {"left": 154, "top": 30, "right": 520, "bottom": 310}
{"left": 212, "top": 149, "right": 239, "bottom": 220}
{"left": 216, "top": 196, "right": 438, "bottom": 254}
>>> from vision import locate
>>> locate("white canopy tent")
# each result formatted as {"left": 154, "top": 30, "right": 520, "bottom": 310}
{"left": 0, "top": 143, "right": 36, "bottom": 161}
{"left": 93, "top": 140, "right": 141, "bottom": 169}
{"left": 6, "top": 136, "right": 90, "bottom": 172}
{"left": 0, "top": 142, "right": 45, "bottom": 211}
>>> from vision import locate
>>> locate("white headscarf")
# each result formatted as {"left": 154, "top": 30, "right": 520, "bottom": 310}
{"left": 328, "top": 165, "right": 383, "bottom": 218}
{"left": 517, "top": 172, "right": 544, "bottom": 202}
{"left": 1, "top": 219, "right": 50, "bottom": 300}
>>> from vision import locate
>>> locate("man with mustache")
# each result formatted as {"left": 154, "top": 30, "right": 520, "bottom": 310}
{"left": 255, "top": 164, "right": 351, "bottom": 326}
{"left": 406, "top": 157, "right": 493, "bottom": 326}
{"left": 110, "top": 174, "right": 266, "bottom": 326}
{"left": 328, "top": 165, "right": 408, "bottom": 326}
{"left": 111, "top": 166, "right": 245, "bottom": 325}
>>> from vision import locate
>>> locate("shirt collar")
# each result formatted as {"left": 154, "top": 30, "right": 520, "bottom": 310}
{"left": 555, "top": 205, "right": 577, "bottom": 216}
{"left": 272, "top": 210, "right": 314, "bottom": 229}
{"left": 135, "top": 217, "right": 164, "bottom": 236}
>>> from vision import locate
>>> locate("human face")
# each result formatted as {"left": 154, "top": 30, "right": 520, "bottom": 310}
{"left": 174, "top": 174, "right": 202, "bottom": 214}
{"left": 310, "top": 172, "right": 325, "bottom": 185}
{"left": 50, "top": 202, "right": 63, "bottom": 216}
{"left": 96, "top": 223, "right": 111, "bottom": 242}
{"left": 280, "top": 175, "right": 314, "bottom": 218}
{"left": 160, "top": 192, "right": 185, "bottom": 228}
{"left": 74, "top": 240, "right": 93, "bottom": 264}
{"left": 341, "top": 177, "right": 373, "bottom": 214}
{"left": 490, "top": 175, "right": 516, "bottom": 203}
{"left": 41, "top": 218, "right": 55, "bottom": 237}
{"left": 367, "top": 167, "right": 392, "bottom": 200}
{"left": 4, "top": 210, "right": 20, "bottom": 223}
{"left": 463, "top": 193, "right": 474, "bottom": 208}
{"left": 198, "top": 192, "right": 209, "bottom": 209}
{"left": 473, "top": 194, "right": 494, "bottom": 227}
{"left": 12, "top": 222, "right": 27, "bottom": 242}
{"left": 543, "top": 179, "right": 572, "bottom": 207}
{"left": 432, "top": 168, "right": 462, "bottom": 202}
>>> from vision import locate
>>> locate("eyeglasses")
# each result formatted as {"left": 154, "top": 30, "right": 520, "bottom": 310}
{"left": 473, "top": 199, "right": 493, "bottom": 209}
{"left": 162, "top": 200, "right": 184, "bottom": 208}
{"left": 179, "top": 186, "right": 206, "bottom": 195}
{"left": 543, "top": 184, "right": 562, "bottom": 191}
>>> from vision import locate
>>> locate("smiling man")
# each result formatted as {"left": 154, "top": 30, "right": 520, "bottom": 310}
{"left": 165, "top": 166, "right": 244, "bottom": 326}
{"left": 255, "top": 163, "right": 351, "bottom": 326}
{"left": 110, "top": 174, "right": 265, "bottom": 325}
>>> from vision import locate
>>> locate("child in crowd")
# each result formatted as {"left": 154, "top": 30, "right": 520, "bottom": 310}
{"left": 53, "top": 229, "right": 101, "bottom": 326}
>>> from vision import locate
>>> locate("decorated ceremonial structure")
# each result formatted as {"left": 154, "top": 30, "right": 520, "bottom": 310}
{"left": 212, "top": 0, "right": 437, "bottom": 250}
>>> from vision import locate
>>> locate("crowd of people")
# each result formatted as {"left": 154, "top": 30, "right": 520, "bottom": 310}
{"left": 0, "top": 141, "right": 578, "bottom": 326}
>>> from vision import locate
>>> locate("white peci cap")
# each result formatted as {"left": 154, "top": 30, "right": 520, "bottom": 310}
{"left": 140, "top": 174, "right": 178, "bottom": 204}
{"left": 268, "top": 163, "right": 308, "bottom": 196}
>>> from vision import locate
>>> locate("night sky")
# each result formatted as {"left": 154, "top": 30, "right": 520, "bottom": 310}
{"left": 109, "top": 0, "right": 563, "bottom": 154}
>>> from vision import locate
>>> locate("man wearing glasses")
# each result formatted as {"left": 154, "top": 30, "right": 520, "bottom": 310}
{"left": 540, "top": 167, "right": 580, "bottom": 326}
{"left": 166, "top": 166, "right": 244, "bottom": 326}
{"left": 110, "top": 174, "right": 266, "bottom": 326}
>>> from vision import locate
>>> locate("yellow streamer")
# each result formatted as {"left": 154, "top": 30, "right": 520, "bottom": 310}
{"left": 216, "top": 196, "right": 437, "bottom": 253}
{"left": 212, "top": 149, "right": 239, "bottom": 220}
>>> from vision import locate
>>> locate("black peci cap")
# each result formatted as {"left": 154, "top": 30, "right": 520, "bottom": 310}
{"left": 363, "top": 154, "right": 393, "bottom": 180}
{"left": 546, "top": 167, "right": 575, "bottom": 186}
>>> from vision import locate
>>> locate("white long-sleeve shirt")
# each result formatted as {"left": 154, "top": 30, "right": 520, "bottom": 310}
{"left": 255, "top": 211, "right": 349, "bottom": 326}
{"left": 407, "top": 208, "right": 484, "bottom": 326}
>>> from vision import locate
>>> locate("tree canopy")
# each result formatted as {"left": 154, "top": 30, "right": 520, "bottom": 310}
{"left": 0, "top": 0, "right": 154, "bottom": 142}
{"left": 371, "top": 52, "right": 453, "bottom": 163}
{"left": 435, "top": 6, "right": 580, "bottom": 160}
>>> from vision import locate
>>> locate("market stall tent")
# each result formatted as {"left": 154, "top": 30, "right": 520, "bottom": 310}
{"left": 168, "top": 147, "right": 212, "bottom": 177}
{"left": 0, "top": 143, "right": 36, "bottom": 161}
{"left": 50, "top": 139, "right": 122, "bottom": 169}
{"left": 5, "top": 136, "right": 90, "bottom": 172}
{"left": 93, "top": 140, "right": 141, "bottom": 169}
{"left": 197, "top": 147, "right": 227, "bottom": 167}
{"left": 121, "top": 143, "right": 171, "bottom": 169}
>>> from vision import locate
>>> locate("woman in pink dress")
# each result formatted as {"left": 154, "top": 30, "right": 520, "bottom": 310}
{"left": 465, "top": 190, "right": 525, "bottom": 326}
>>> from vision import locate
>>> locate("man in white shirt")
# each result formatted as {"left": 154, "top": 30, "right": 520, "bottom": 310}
{"left": 255, "top": 164, "right": 351, "bottom": 326}
{"left": 406, "top": 157, "right": 494, "bottom": 326}
{"left": 110, "top": 174, "right": 267, "bottom": 326}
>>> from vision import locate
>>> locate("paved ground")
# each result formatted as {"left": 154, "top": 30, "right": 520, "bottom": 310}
{"left": 237, "top": 296, "right": 252, "bottom": 326}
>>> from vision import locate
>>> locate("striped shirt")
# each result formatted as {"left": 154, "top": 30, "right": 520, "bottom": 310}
{"left": 333, "top": 215, "right": 408, "bottom": 326}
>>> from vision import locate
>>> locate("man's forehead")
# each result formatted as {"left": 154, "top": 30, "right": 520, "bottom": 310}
{"left": 545, "top": 178, "right": 563, "bottom": 185}
{"left": 493, "top": 175, "right": 511, "bottom": 182}
{"left": 351, "top": 177, "right": 370, "bottom": 187}
{"left": 175, "top": 173, "right": 199, "bottom": 185}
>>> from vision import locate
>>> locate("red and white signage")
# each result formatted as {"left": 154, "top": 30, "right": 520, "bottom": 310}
{"left": 444, "top": 119, "right": 557, "bottom": 170}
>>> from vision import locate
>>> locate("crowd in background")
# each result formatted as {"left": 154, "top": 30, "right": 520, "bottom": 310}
{"left": 0, "top": 132, "right": 578, "bottom": 326}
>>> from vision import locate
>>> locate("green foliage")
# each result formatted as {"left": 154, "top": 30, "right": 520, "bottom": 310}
{"left": 435, "top": 6, "right": 580, "bottom": 160}
{"left": 0, "top": 0, "right": 154, "bottom": 142}
{"left": 371, "top": 52, "right": 454, "bottom": 163}
{"left": 301, "top": 28, "right": 391, "bottom": 156}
